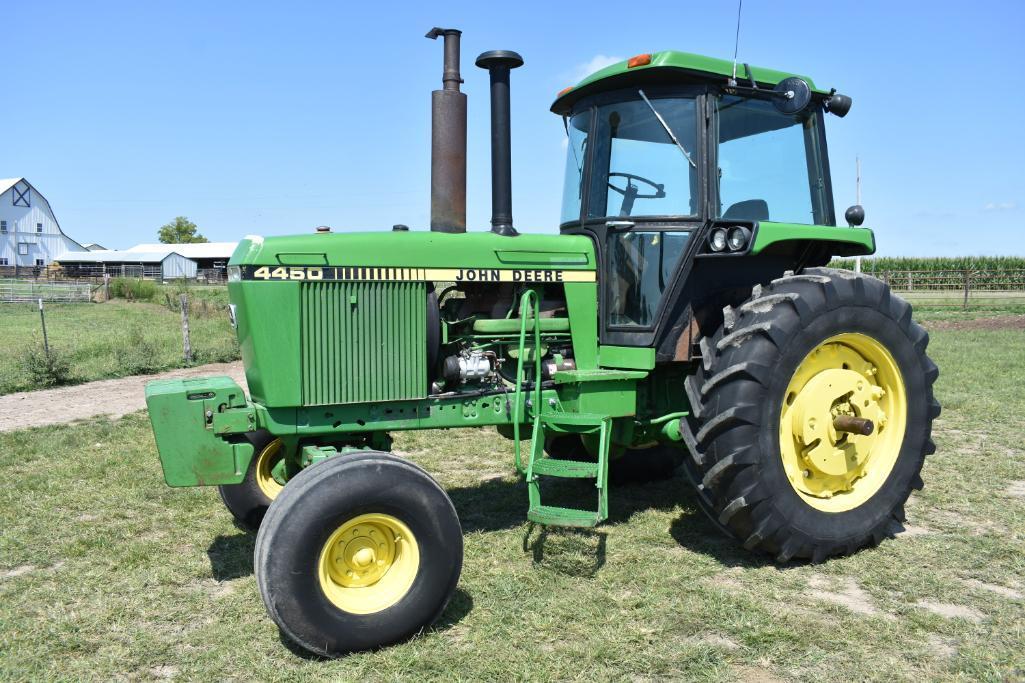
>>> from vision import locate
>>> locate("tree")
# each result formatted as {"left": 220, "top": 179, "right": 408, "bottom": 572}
{"left": 158, "top": 216, "right": 208, "bottom": 244}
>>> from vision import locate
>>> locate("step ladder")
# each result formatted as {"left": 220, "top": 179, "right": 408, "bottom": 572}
{"left": 511, "top": 290, "right": 611, "bottom": 528}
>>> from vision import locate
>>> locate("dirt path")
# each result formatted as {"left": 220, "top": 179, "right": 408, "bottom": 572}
{"left": 0, "top": 362, "right": 246, "bottom": 432}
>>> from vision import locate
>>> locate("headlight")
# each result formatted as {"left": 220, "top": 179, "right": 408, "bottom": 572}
{"left": 727, "top": 226, "right": 751, "bottom": 252}
{"left": 227, "top": 265, "right": 241, "bottom": 282}
{"left": 709, "top": 227, "right": 728, "bottom": 252}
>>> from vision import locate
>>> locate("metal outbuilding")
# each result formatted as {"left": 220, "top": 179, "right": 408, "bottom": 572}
{"left": 54, "top": 249, "right": 197, "bottom": 280}
{"left": 126, "top": 242, "right": 238, "bottom": 270}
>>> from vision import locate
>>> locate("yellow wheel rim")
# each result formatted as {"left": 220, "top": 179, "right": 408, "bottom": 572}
{"left": 254, "top": 439, "right": 285, "bottom": 500}
{"left": 317, "top": 513, "right": 420, "bottom": 615}
{"left": 779, "top": 333, "right": 907, "bottom": 512}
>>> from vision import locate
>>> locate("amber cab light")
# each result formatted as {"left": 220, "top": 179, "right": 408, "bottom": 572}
{"left": 557, "top": 85, "right": 573, "bottom": 97}
{"left": 627, "top": 53, "right": 652, "bottom": 68}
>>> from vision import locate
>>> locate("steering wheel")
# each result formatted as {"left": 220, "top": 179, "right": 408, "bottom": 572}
{"left": 607, "top": 172, "right": 665, "bottom": 216}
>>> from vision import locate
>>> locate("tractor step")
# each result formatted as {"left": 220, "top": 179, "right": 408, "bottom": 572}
{"left": 527, "top": 504, "right": 602, "bottom": 528}
{"left": 512, "top": 289, "right": 612, "bottom": 529}
{"left": 525, "top": 412, "right": 612, "bottom": 529}
{"left": 530, "top": 457, "right": 599, "bottom": 478}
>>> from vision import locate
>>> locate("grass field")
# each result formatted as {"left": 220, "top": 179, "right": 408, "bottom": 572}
{"left": 0, "top": 298, "right": 238, "bottom": 395}
{"left": 1, "top": 319, "right": 1023, "bottom": 681}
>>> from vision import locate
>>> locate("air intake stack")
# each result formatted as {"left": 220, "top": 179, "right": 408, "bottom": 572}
{"left": 426, "top": 28, "right": 467, "bottom": 233}
{"left": 476, "top": 50, "right": 523, "bottom": 237}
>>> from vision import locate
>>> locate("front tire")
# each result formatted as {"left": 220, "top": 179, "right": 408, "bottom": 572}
{"left": 218, "top": 433, "right": 284, "bottom": 530}
{"left": 683, "top": 268, "right": 939, "bottom": 563}
{"left": 254, "top": 451, "right": 463, "bottom": 656}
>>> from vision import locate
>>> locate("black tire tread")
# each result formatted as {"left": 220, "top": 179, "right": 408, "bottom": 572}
{"left": 685, "top": 267, "right": 940, "bottom": 563}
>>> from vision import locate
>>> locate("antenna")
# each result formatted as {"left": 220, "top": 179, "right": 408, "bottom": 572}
{"left": 731, "top": 0, "right": 744, "bottom": 81}
{"left": 856, "top": 155, "right": 862, "bottom": 204}
{"left": 855, "top": 156, "right": 862, "bottom": 273}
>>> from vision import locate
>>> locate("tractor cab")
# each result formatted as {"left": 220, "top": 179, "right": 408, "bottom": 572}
{"left": 551, "top": 52, "right": 853, "bottom": 348}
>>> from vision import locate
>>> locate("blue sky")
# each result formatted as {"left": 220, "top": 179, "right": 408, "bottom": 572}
{"left": 5, "top": 0, "right": 1023, "bottom": 255}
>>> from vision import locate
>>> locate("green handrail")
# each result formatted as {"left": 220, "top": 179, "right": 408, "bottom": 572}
{"left": 512, "top": 289, "right": 542, "bottom": 475}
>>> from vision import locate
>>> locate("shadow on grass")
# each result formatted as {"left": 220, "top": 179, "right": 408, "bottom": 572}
{"left": 205, "top": 469, "right": 779, "bottom": 585}
{"left": 207, "top": 532, "right": 255, "bottom": 581}
{"left": 523, "top": 524, "right": 607, "bottom": 577}
{"left": 448, "top": 468, "right": 780, "bottom": 571}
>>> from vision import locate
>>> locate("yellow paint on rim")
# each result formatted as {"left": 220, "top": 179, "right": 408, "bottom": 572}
{"left": 317, "top": 513, "right": 420, "bottom": 615}
{"left": 779, "top": 333, "right": 907, "bottom": 512}
{"left": 254, "top": 439, "right": 285, "bottom": 500}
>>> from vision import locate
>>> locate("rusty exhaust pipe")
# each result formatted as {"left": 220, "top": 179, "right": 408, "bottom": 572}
{"left": 426, "top": 28, "right": 466, "bottom": 233}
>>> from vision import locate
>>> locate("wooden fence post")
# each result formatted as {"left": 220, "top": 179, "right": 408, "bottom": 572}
{"left": 180, "top": 294, "right": 193, "bottom": 364}
{"left": 38, "top": 297, "right": 50, "bottom": 357}
{"left": 103, "top": 273, "right": 111, "bottom": 301}
{"left": 963, "top": 270, "right": 970, "bottom": 310}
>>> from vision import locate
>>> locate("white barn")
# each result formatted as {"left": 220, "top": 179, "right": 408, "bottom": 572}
{"left": 0, "top": 178, "right": 85, "bottom": 274}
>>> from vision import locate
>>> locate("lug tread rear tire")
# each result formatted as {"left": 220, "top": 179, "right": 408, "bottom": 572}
{"left": 685, "top": 268, "right": 940, "bottom": 563}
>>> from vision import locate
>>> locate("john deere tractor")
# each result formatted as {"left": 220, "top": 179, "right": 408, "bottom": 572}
{"left": 146, "top": 29, "right": 939, "bottom": 656}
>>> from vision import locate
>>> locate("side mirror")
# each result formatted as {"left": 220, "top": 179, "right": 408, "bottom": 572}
{"left": 845, "top": 205, "right": 865, "bottom": 227}
{"left": 771, "top": 77, "right": 812, "bottom": 115}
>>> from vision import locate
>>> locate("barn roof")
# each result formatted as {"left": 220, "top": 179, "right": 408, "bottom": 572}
{"left": 125, "top": 242, "right": 238, "bottom": 259}
{"left": 0, "top": 178, "right": 23, "bottom": 194}
{"left": 55, "top": 250, "right": 191, "bottom": 263}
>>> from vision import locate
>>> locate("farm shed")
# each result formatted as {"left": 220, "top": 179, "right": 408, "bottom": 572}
{"left": 126, "top": 242, "right": 238, "bottom": 275}
{"left": 55, "top": 250, "right": 197, "bottom": 280}
{"left": 0, "top": 177, "right": 85, "bottom": 276}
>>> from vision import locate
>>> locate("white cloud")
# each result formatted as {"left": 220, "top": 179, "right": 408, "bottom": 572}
{"left": 983, "top": 201, "right": 1017, "bottom": 211}
{"left": 571, "top": 55, "right": 625, "bottom": 83}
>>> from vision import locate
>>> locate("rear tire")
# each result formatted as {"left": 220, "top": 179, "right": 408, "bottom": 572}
{"left": 683, "top": 268, "right": 939, "bottom": 563}
{"left": 254, "top": 451, "right": 463, "bottom": 657}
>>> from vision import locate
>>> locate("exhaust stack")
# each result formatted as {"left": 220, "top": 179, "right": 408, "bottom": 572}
{"left": 476, "top": 50, "right": 523, "bottom": 237}
{"left": 426, "top": 28, "right": 467, "bottom": 233}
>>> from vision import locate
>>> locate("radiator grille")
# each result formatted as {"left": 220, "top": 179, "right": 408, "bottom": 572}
{"left": 300, "top": 281, "right": 427, "bottom": 406}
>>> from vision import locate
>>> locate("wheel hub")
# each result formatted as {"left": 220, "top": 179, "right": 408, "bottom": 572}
{"left": 317, "top": 513, "right": 420, "bottom": 614}
{"left": 326, "top": 520, "right": 397, "bottom": 587}
{"left": 779, "top": 334, "right": 907, "bottom": 512}
{"left": 789, "top": 367, "right": 884, "bottom": 480}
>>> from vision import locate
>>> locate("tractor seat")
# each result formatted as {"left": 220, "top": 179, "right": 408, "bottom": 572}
{"left": 723, "top": 199, "right": 769, "bottom": 221}
{"left": 471, "top": 318, "right": 571, "bottom": 333}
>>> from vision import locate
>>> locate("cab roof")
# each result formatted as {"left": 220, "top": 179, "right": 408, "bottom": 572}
{"left": 551, "top": 50, "right": 825, "bottom": 115}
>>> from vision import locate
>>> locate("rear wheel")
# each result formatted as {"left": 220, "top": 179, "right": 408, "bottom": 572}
{"left": 255, "top": 451, "right": 463, "bottom": 656}
{"left": 218, "top": 433, "right": 284, "bottom": 530}
{"left": 683, "top": 268, "right": 939, "bottom": 562}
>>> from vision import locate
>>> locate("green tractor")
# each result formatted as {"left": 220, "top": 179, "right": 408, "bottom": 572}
{"left": 146, "top": 29, "right": 939, "bottom": 657}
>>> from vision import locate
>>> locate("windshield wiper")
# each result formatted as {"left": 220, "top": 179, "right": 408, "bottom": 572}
{"left": 638, "top": 89, "right": 696, "bottom": 168}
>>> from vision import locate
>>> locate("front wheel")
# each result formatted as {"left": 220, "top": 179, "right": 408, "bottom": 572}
{"left": 218, "top": 433, "right": 284, "bottom": 530}
{"left": 683, "top": 268, "right": 940, "bottom": 563}
{"left": 254, "top": 451, "right": 463, "bottom": 656}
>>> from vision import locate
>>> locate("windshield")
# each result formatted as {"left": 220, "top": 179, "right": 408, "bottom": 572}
{"left": 560, "top": 94, "right": 699, "bottom": 223}
{"left": 716, "top": 96, "right": 832, "bottom": 224}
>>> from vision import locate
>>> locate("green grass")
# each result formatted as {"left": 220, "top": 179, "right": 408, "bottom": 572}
{"left": 0, "top": 299, "right": 239, "bottom": 395}
{"left": 1, "top": 324, "right": 1023, "bottom": 681}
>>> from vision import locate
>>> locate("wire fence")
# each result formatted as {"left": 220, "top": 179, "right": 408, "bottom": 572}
{"left": 864, "top": 269, "right": 1025, "bottom": 308}
{"left": 0, "top": 278, "right": 96, "bottom": 303}
{"left": 0, "top": 266, "right": 228, "bottom": 284}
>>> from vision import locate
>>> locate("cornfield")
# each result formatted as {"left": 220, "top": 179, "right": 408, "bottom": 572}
{"left": 829, "top": 256, "right": 1025, "bottom": 272}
